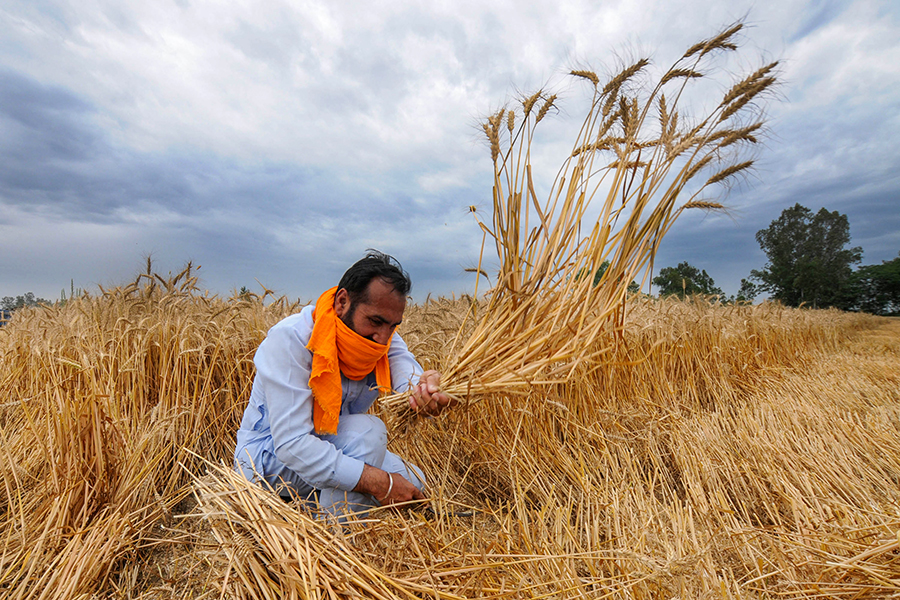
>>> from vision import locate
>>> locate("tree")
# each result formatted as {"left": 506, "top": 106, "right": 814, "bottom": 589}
{"left": 0, "top": 292, "right": 50, "bottom": 311}
{"left": 735, "top": 278, "right": 759, "bottom": 303}
{"left": 653, "top": 262, "right": 723, "bottom": 299}
{"left": 850, "top": 253, "right": 900, "bottom": 315}
{"left": 750, "top": 204, "right": 862, "bottom": 308}
{"left": 592, "top": 260, "right": 640, "bottom": 294}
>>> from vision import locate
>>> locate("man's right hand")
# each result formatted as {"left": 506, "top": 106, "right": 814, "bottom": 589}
{"left": 355, "top": 463, "right": 425, "bottom": 506}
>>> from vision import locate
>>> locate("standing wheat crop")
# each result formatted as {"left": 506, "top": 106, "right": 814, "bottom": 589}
{"left": 383, "top": 22, "right": 778, "bottom": 410}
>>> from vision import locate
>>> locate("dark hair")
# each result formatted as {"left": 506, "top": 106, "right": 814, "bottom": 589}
{"left": 337, "top": 250, "right": 411, "bottom": 306}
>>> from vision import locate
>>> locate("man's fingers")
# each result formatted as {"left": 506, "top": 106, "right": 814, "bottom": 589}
{"left": 385, "top": 474, "right": 427, "bottom": 504}
{"left": 409, "top": 373, "right": 452, "bottom": 415}
{"left": 412, "top": 382, "right": 435, "bottom": 411}
{"left": 415, "top": 383, "right": 430, "bottom": 410}
{"left": 411, "top": 392, "right": 451, "bottom": 415}
{"left": 420, "top": 370, "right": 441, "bottom": 394}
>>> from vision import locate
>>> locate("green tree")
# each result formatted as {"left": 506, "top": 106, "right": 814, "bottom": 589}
{"left": 0, "top": 292, "right": 50, "bottom": 311}
{"left": 735, "top": 278, "right": 759, "bottom": 303}
{"left": 592, "top": 260, "right": 640, "bottom": 293}
{"left": 849, "top": 253, "right": 900, "bottom": 315}
{"left": 750, "top": 204, "right": 862, "bottom": 308}
{"left": 653, "top": 262, "right": 723, "bottom": 299}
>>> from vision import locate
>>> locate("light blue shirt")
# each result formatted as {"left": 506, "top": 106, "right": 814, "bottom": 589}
{"left": 234, "top": 305, "right": 422, "bottom": 492}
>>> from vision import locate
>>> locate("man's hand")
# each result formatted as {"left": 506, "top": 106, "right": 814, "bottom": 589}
{"left": 409, "top": 370, "right": 453, "bottom": 416}
{"left": 355, "top": 464, "right": 424, "bottom": 506}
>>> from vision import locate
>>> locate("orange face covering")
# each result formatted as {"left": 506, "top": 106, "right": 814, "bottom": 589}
{"left": 307, "top": 286, "right": 393, "bottom": 435}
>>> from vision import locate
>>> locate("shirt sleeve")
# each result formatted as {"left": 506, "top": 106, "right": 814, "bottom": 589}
{"left": 388, "top": 330, "right": 424, "bottom": 393}
{"left": 254, "top": 322, "right": 365, "bottom": 492}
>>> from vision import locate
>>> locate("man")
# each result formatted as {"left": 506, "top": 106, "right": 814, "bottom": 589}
{"left": 234, "top": 251, "right": 451, "bottom": 516}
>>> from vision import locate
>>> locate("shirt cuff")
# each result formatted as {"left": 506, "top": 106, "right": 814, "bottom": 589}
{"left": 331, "top": 453, "right": 366, "bottom": 492}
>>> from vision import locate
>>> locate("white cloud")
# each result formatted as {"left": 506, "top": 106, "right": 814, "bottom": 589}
{"left": 1, "top": 0, "right": 898, "bottom": 300}
{"left": 784, "top": 1, "right": 900, "bottom": 109}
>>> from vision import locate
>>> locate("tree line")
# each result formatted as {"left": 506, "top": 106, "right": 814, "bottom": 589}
{"left": 0, "top": 282, "right": 82, "bottom": 325}
{"left": 1, "top": 292, "right": 51, "bottom": 312}
{"left": 653, "top": 203, "right": 899, "bottom": 315}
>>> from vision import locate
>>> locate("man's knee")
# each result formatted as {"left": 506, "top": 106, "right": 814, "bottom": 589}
{"left": 325, "top": 414, "right": 387, "bottom": 467}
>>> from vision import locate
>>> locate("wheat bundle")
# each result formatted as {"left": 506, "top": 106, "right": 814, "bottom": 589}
{"left": 382, "top": 22, "right": 778, "bottom": 410}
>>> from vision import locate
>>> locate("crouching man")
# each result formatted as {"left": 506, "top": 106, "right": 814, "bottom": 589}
{"left": 234, "top": 251, "right": 451, "bottom": 517}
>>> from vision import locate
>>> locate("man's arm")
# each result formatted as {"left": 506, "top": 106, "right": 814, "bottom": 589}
{"left": 354, "top": 464, "right": 425, "bottom": 505}
{"left": 386, "top": 332, "right": 452, "bottom": 416}
{"left": 257, "top": 316, "right": 366, "bottom": 492}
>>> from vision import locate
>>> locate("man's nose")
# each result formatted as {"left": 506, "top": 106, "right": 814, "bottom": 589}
{"left": 373, "top": 326, "right": 392, "bottom": 345}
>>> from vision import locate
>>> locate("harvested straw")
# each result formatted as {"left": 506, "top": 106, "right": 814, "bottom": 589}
{"left": 386, "top": 300, "right": 900, "bottom": 599}
{"left": 193, "top": 463, "right": 466, "bottom": 600}
{"left": 0, "top": 263, "right": 301, "bottom": 599}
{"left": 1, "top": 276, "right": 898, "bottom": 598}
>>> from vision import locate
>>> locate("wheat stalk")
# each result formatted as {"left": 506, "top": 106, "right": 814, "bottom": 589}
{"left": 381, "top": 21, "right": 778, "bottom": 412}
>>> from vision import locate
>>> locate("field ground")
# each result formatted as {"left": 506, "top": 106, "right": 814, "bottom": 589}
{"left": 0, "top": 290, "right": 898, "bottom": 598}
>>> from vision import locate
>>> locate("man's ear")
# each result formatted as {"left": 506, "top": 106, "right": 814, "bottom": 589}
{"left": 334, "top": 288, "right": 350, "bottom": 319}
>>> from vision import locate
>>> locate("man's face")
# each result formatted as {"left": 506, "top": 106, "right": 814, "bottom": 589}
{"left": 334, "top": 277, "right": 406, "bottom": 345}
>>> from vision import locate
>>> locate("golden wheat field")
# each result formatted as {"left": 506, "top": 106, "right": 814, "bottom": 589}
{"left": 0, "top": 268, "right": 898, "bottom": 600}
{"left": 2, "top": 24, "right": 898, "bottom": 599}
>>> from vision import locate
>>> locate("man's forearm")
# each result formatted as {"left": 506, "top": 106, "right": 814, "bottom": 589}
{"left": 354, "top": 463, "right": 391, "bottom": 499}
{"left": 354, "top": 463, "right": 426, "bottom": 505}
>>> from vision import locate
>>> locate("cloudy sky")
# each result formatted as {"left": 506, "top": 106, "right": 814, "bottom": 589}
{"left": 1, "top": 0, "right": 898, "bottom": 302}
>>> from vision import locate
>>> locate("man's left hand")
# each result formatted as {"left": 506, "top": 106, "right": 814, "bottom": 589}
{"left": 409, "top": 370, "right": 452, "bottom": 416}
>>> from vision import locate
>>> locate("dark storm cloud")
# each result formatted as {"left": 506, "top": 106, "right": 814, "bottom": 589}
{"left": 0, "top": 68, "right": 441, "bottom": 230}
{"left": 0, "top": 66, "right": 480, "bottom": 300}
{"left": 1, "top": 0, "right": 897, "bottom": 303}
{"left": 0, "top": 69, "right": 187, "bottom": 217}
{"left": 0, "top": 69, "right": 96, "bottom": 163}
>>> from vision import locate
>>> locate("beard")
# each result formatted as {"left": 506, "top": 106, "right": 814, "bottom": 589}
{"left": 339, "top": 302, "right": 358, "bottom": 334}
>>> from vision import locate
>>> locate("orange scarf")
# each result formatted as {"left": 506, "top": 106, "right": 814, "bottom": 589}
{"left": 307, "top": 286, "right": 393, "bottom": 435}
